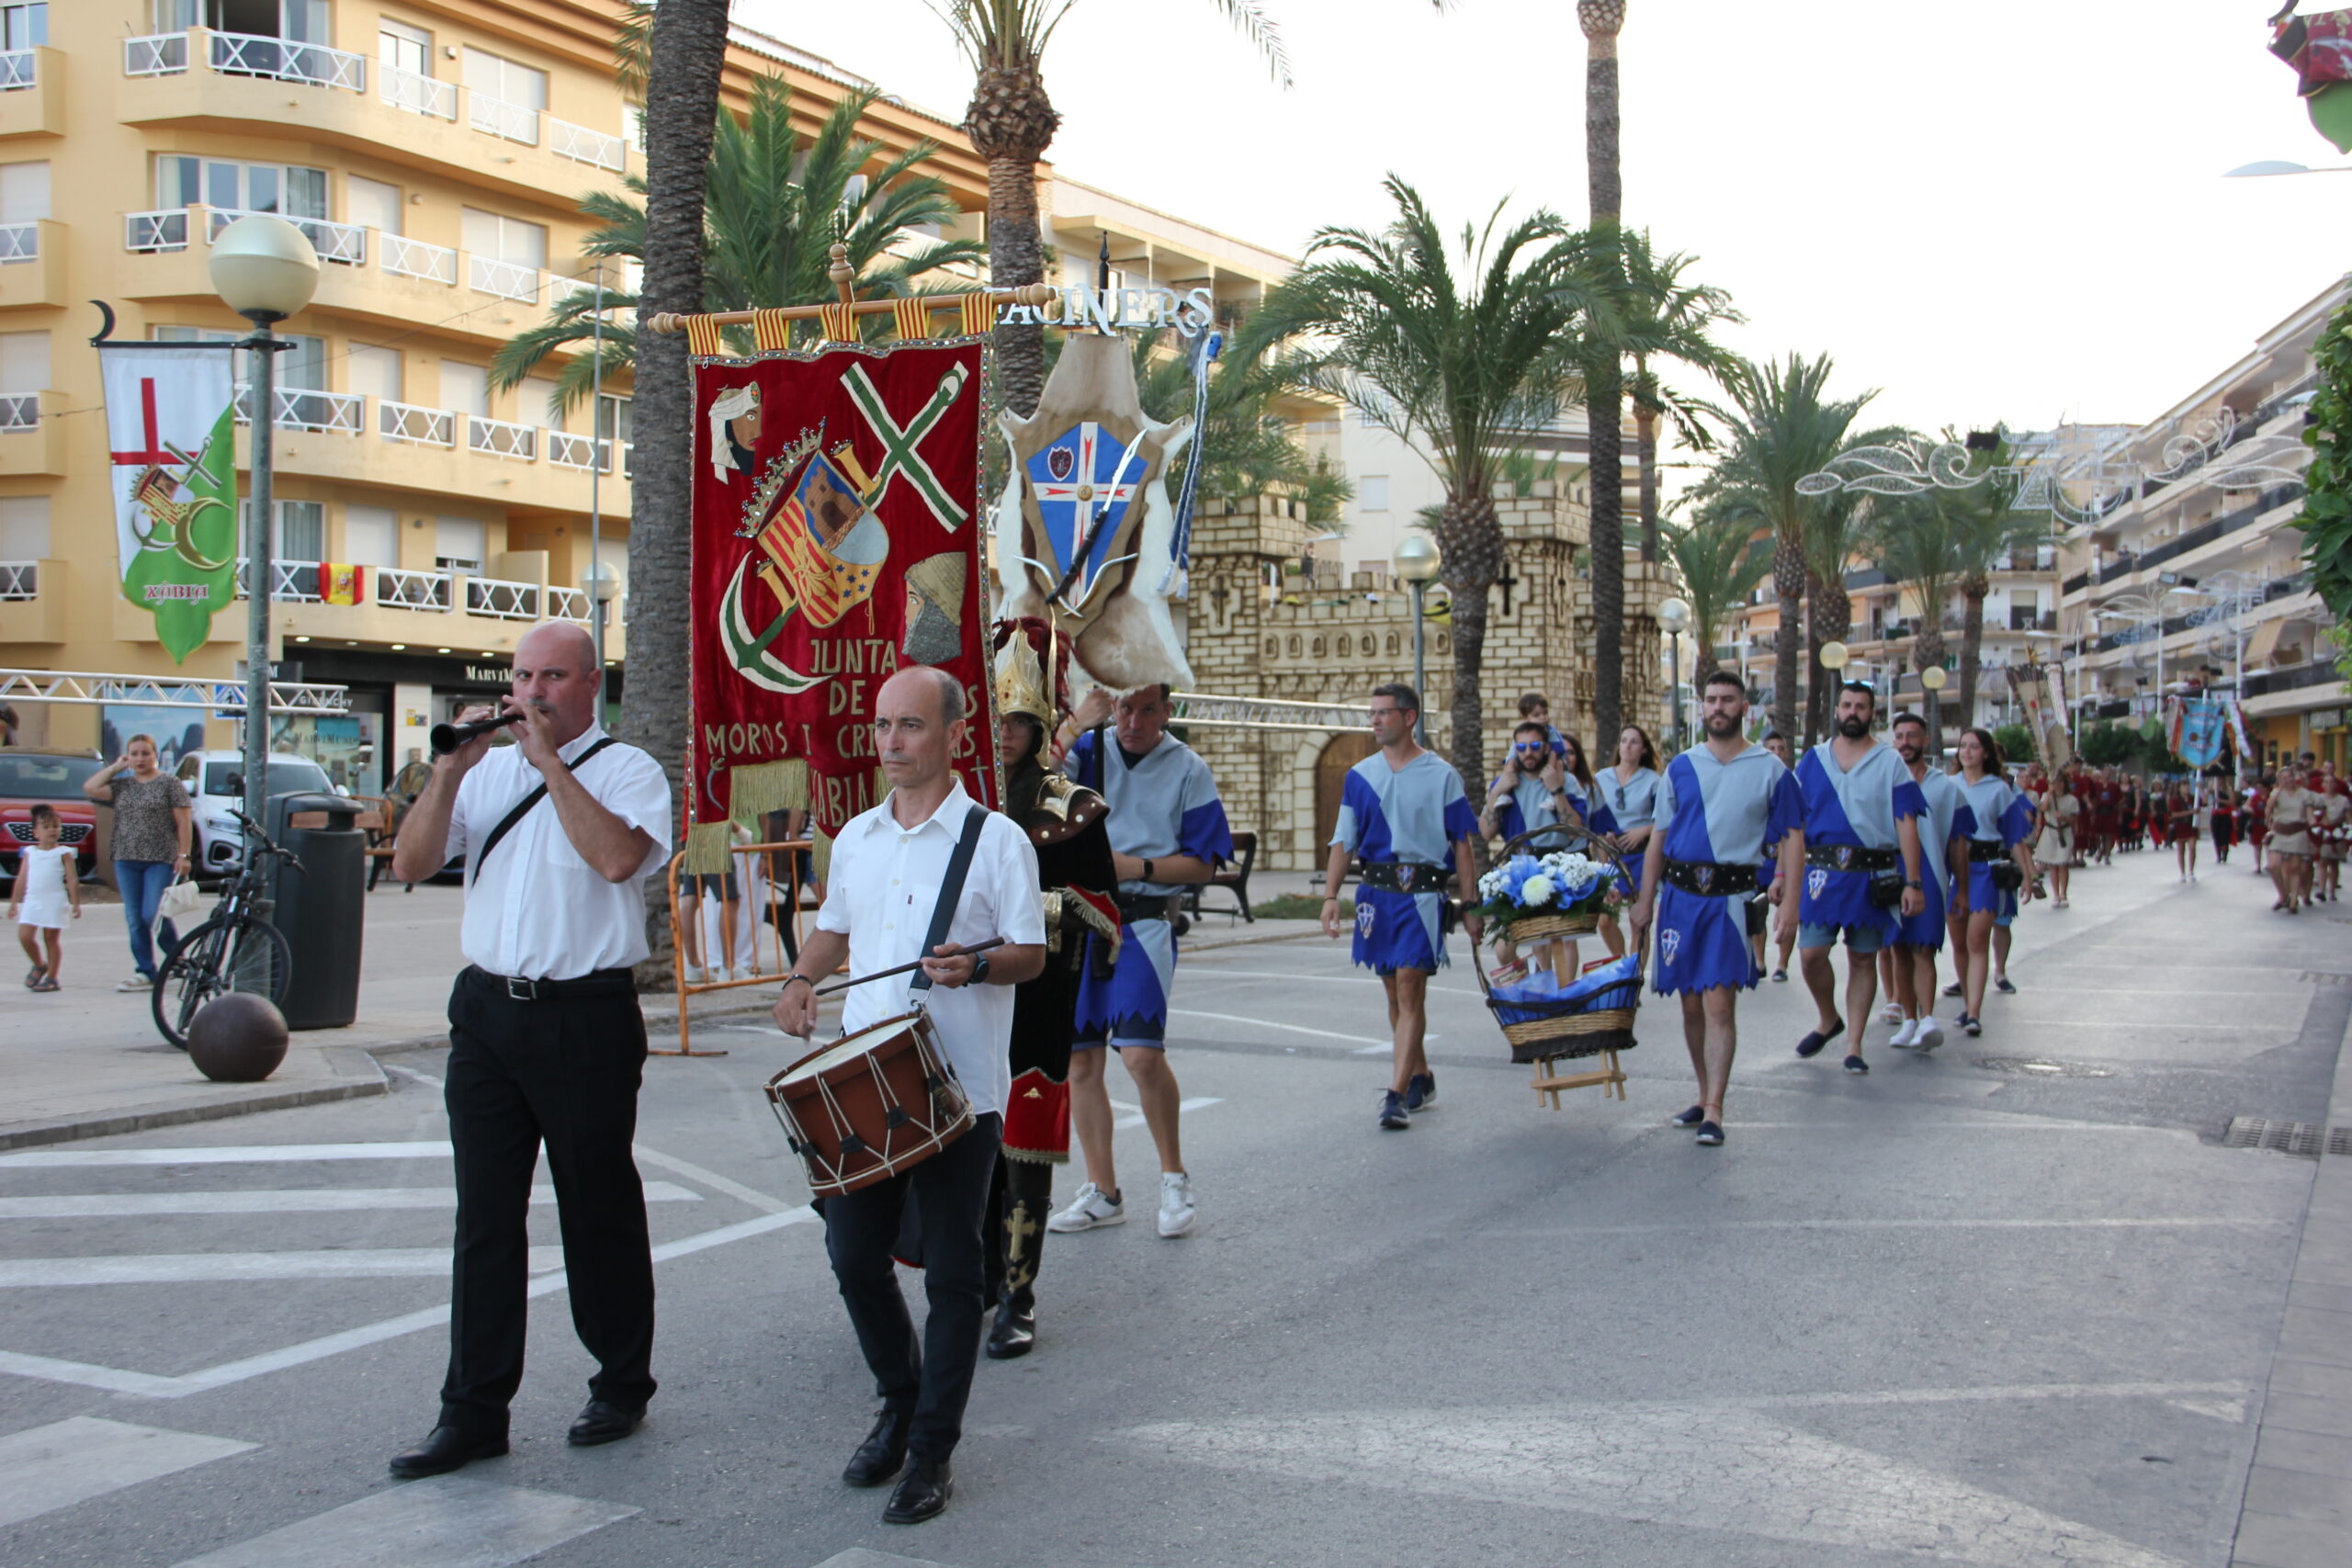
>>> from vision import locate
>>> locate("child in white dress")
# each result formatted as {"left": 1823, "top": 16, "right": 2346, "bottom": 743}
{"left": 10, "top": 805, "right": 81, "bottom": 990}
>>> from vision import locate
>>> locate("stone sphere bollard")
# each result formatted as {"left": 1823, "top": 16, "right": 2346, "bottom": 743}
{"left": 187, "top": 992, "right": 290, "bottom": 1083}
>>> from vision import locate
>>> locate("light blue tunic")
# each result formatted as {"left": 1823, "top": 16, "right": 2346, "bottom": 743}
{"left": 1650, "top": 745, "right": 1801, "bottom": 995}
{"left": 1334, "top": 750, "right": 1478, "bottom": 973}
{"left": 1794, "top": 740, "right": 1926, "bottom": 934}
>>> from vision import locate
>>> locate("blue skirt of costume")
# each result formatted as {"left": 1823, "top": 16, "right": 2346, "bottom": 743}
{"left": 1351, "top": 886, "right": 1445, "bottom": 974}
{"left": 1651, "top": 886, "right": 1758, "bottom": 995}
{"left": 1075, "top": 918, "right": 1175, "bottom": 1048}
{"left": 1965, "top": 862, "right": 2020, "bottom": 922}
{"left": 1895, "top": 874, "right": 1948, "bottom": 951}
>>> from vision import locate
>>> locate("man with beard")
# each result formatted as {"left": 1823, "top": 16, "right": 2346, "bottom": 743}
{"left": 1628, "top": 671, "right": 1802, "bottom": 1145}
{"left": 981, "top": 621, "right": 1117, "bottom": 1359}
{"left": 1885, "top": 712, "right": 1973, "bottom": 1053}
{"left": 1792, "top": 682, "right": 1927, "bottom": 1075}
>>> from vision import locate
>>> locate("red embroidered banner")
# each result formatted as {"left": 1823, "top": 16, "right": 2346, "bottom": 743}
{"left": 686, "top": 338, "right": 995, "bottom": 868}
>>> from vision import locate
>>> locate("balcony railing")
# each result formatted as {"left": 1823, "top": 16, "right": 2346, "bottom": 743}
{"left": 0, "top": 395, "right": 37, "bottom": 432}
{"left": 546, "top": 431, "right": 619, "bottom": 471}
{"left": 545, "top": 586, "right": 592, "bottom": 622}
{"left": 467, "top": 414, "right": 537, "bottom": 461}
{"left": 465, "top": 576, "right": 542, "bottom": 621}
{"left": 379, "top": 400, "right": 456, "bottom": 446}
{"left": 0, "top": 560, "right": 37, "bottom": 600}
{"left": 209, "top": 30, "right": 367, "bottom": 92}
{"left": 469, "top": 94, "right": 539, "bottom": 147}
{"left": 204, "top": 205, "right": 365, "bottom": 266}
{"left": 2244, "top": 660, "right": 2343, "bottom": 699}
{"left": 234, "top": 386, "right": 364, "bottom": 435}
{"left": 469, "top": 256, "right": 541, "bottom": 303}
{"left": 378, "top": 64, "right": 456, "bottom": 120}
{"left": 379, "top": 233, "right": 458, "bottom": 285}
{"left": 0, "top": 222, "right": 33, "bottom": 264}
{"left": 550, "top": 118, "right": 626, "bottom": 172}
{"left": 375, "top": 565, "right": 451, "bottom": 611}
{"left": 124, "top": 33, "right": 188, "bottom": 76}
{"left": 125, "top": 209, "right": 188, "bottom": 253}
{"left": 0, "top": 49, "right": 33, "bottom": 92}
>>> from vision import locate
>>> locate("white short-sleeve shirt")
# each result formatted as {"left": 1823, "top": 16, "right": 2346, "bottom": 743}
{"left": 816, "top": 780, "right": 1046, "bottom": 1119}
{"left": 443, "top": 726, "right": 673, "bottom": 980}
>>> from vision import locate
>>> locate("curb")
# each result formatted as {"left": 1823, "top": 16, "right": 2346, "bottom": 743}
{"left": 0, "top": 1045, "right": 390, "bottom": 1153}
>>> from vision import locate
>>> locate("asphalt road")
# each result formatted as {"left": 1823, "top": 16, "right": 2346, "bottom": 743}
{"left": 0, "top": 847, "right": 2342, "bottom": 1568}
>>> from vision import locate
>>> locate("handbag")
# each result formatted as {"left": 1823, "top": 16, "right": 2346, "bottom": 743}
{"left": 1865, "top": 869, "right": 1906, "bottom": 910}
{"left": 1987, "top": 861, "right": 2026, "bottom": 894}
{"left": 156, "top": 874, "right": 204, "bottom": 923}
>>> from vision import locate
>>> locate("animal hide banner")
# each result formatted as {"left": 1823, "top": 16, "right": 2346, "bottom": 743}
{"left": 687, "top": 337, "right": 996, "bottom": 871}
{"left": 991, "top": 333, "right": 1196, "bottom": 691}
{"left": 2005, "top": 662, "right": 2075, "bottom": 775}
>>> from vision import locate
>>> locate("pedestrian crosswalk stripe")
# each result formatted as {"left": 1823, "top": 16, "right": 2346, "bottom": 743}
{"left": 0, "top": 1181, "right": 701, "bottom": 1219}
{"left": 0, "top": 1142, "right": 452, "bottom": 1168}
{"left": 1113, "top": 1096, "right": 1222, "bottom": 1131}
{"left": 0, "top": 1417, "right": 254, "bottom": 1529}
{"left": 170, "top": 1474, "right": 636, "bottom": 1568}
{"left": 0, "top": 1247, "right": 568, "bottom": 1288}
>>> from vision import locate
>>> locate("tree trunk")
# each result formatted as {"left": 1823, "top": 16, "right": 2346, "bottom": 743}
{"left": 1804, "top": 617, "right": 1826, "bottom": 749}
{"left": 1771, "top": 533, "right": 1804, "bottom": 742}
{"left": 1435, "top": 491, "right": 1503, "bottom": 842}
{"left": 1634, "top": 398, "right": 1660, "bottom": 565}
{"left": 1957, "top": 576, "right": 1988, "bottom": 729}
{"left": 984, "top": 152, "right": 1047, "bottom": 418}
{"left": 621, "top": 0, "right": 729, "bottom": 989}
{"left": 1581, "top": 2, "right": 1625, "bottom": 756}
{"left": 1690, "top": 624, "right": 1720, "bottom": 686}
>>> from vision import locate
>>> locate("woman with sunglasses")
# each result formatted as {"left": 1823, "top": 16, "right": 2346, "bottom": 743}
{"left": 1480, "top": 721, "right": 1591, "bottom": 980}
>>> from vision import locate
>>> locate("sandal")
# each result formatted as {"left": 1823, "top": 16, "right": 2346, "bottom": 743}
{"left": 30, "top": 976, "right": 58, "bottom": 992}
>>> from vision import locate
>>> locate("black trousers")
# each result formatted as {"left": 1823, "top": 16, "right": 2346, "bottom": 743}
{"left": 824, "top": 1112, "right": 1001, "bottom": 1462}
{"left": 439, "top": 967, "right": 657, "bottom": 1433}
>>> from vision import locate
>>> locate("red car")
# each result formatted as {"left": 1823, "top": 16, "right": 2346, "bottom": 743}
{"left": 0, "top": 747, "right": 104, "bottom": 889}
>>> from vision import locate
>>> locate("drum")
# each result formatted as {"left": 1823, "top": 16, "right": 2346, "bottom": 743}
{"left": 764, "top": 1010, "right": 974, "bottom": 1197}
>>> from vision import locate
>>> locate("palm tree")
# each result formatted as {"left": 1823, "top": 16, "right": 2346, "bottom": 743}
{"left": 1800, "top": 483, "right": 1875, "bottom": 745}
{"left": 1870, "top": 488, "right": 1965, "bottom": 739}
{"left": 1943, "top": 436, "right": 2040, "bottom": 728}
{"left": 1697, "top": 354, "right": 1881, "bottom": 742}
{"left": 932, "top": 1, "right": 1293, "bottom": 418}
{"left": 1623, "top": 233, "right": 1741, "bottom": 563}
{"left": 492, "top": 80, "right": 986, "bottom": 412}
{"left": 1578, "top": 0, "right": 1628, "bottom": 748}
{"left": 1659, "top": 502, "right": 1770, "bottom": 686}
{"left": 622, "top": 0, "right": 729, "bottom": 985}
{"left": 1238, "top": 177, "right": 1609, "bottom": 800}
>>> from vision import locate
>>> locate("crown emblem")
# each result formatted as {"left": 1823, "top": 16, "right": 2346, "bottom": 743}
{"left": 735, "top": 422, "right": 828, "bottom": 539}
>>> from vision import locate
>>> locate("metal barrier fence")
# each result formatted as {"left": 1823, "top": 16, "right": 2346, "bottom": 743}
{"left": 658, "top": 839, "right": 819, "bottom": 1057}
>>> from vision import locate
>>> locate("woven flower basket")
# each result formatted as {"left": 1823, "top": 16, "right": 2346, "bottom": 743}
{"left": 1501, "top": 909, "right": 1600, "bottom": 942}
{"left": 1472, "top": 822, "right": 1640, "bottom": 1066}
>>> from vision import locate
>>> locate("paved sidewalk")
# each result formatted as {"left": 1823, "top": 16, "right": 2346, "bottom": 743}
{"left": 0, "top": 886, "right": 1315, "bottom": 1151}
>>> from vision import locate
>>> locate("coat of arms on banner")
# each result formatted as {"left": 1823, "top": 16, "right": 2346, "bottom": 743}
{"left": 991, "top": 333, "right": 1196, "bottom": 691}
{"left": 689, "top": 339, "right": 994, "bottom": 869}
{"left": 98, "top": 345, "right": 243, "bottom": 663}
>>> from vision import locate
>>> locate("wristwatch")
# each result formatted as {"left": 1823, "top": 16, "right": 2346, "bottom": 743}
{"left": 1140, "top": 857, "right": 1155, "bottom": 882}
{"left": 1905, "top": 878, "right": 1923, "bottom": 889}
{"left": 969, "top": 953, "right": 992, "bottom": 986}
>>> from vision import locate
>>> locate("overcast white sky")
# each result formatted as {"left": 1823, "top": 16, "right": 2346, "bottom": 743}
{"left": 741, "top": 0, "right": 2352, "bottom": 438}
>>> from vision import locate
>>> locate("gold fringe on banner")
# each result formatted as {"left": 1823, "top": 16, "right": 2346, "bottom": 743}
{"left": 752, "top": 308, "right": 793, "bottom": 352}
{"left": 684, "top": 315, "right": 725, "bottom": 357}
{"left": 819, "top": 302, "right": 858, "bottom": 344}
{"left": 957, "top": 292, "right": 996, "bottom": 337}
{"left": 681, "top": 758, "right": 810, "bottom": 872}
{"left": 891, "top": 297, "right": 930, "bottom": 342}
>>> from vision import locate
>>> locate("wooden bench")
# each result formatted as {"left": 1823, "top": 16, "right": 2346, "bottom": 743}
{"left": 1183, "top": 829, "right": 1258, "bottom": 923}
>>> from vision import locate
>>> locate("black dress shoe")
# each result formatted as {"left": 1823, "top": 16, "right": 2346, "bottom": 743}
{"left": 567, "top": 1399, "right": 646, "bottom": 1447}
{"left": 884, "top": 1458, "right": 953, "bottom": 1523}
{"left": 842, "top": 1410, "right": 910, "bottom": 1487}
{"left": 985, "top": 1298, "right": 1036, "bottom": 1359}
{"left": 389, "top": 1425, "right": 507, "bottom": 1479}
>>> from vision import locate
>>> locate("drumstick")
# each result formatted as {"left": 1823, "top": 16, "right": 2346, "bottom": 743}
{"left": 812, "top": 939, "right": 1007, "bottom": 996}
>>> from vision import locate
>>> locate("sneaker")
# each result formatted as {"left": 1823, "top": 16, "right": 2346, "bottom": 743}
{"left": 1669, "top": 1104, "right": 1705, "bottom": 1127}
{"left": 1406, "top": 1071, "right": 1437, "bottom": 1111}
{"left": 1046, "top": 1182, "right": 1125, "bottom": 1233}
{"left": 1913, "top": 1019, "right": 1945, "bottom": 1053}
{"left": 1994, "top": 976, "right": 2017, "bottom": 996}
{"left": 117, "top": 974, "right": 153, "bottom": 993}
{"left": 682, "top": 963, "right": 707, "bottom": 985}
{"left": 1378, "top": 1089, "right": 1410, "bottom": 1131}
{"left": 1942, "top": 981, "right": 1963, "bottom": 998}
{"left": 1889, "top": 1018, "right": 1919, "bottom": 1049}
{"left": 1157, "top": 1172, "right": 1195, "bottom": 1238}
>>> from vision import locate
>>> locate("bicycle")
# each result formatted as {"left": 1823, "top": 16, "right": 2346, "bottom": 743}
{"left": 152, "top": 808, "right": 298, "bottom": 1051}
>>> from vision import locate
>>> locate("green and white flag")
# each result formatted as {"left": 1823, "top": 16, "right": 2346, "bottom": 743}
{"left": 99, "top": 344, "right": 240, "bottom": 664}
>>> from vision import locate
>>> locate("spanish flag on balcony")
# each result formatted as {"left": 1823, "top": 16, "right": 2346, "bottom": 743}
{"left": 321, "top": 564, "right": 368, "bottom": 605}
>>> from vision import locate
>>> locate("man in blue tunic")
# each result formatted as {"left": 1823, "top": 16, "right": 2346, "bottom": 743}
{"left": 1792, "top": 682, "right": 1928, "bottom": 1075}
{"left": 1887, "top": 711, "right": 1973, "bottom": 1054}
{"left": 1629, "top": 671, "right": 1803, "bottom": 1146}
{"left": 1321, "top": 683, "right": 1483, "bottom": 1132}
{"left": 1050, "top": 686, "right": 1231, "bottom": 1241}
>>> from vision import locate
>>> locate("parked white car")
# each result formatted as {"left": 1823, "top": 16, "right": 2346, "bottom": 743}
{"left": 172, "top": 750, "right": 342, "bottom": 881}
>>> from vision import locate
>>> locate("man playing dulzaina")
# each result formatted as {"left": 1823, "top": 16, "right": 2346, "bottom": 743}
{"left": 1320, "top": 683, "right": 1483, "bottom": 1132}
{"left": 1629, "top": 671, "right": 1803, "bottom": 1146}
{"left": 1792, "top": 681, "right": 1928, "bottom": 1076}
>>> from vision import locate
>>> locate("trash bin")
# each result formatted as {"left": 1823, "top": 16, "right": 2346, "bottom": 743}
{"left": 266, "top": 790, "right": 368, "bottom": 1031}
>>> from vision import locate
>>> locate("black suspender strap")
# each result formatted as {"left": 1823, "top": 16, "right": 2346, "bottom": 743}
{"left": 467, "top": 737, "right": 621, "bottom": 888}
{"left": 907, "top": 804, "right": 989, "bottom": 1002}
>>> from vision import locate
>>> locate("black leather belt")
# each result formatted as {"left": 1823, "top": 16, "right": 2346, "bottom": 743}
{"left": 466, "top": 964, "right": 635, "bottom": 1002}
{"left": 1359, "top": 862, "right": 1450, "bottom": 895}
{"left": 1662, "top": 859, "right": 1759, "bottom": 896}
{"left": 1805, "top": 844, "right": 1898, "bottom": 873}
{"left": 1966, "top": 840, "right": 2007, "bottom": 863}
{"left": 1114, "top": 893, "right": 1180, "bottom": 923}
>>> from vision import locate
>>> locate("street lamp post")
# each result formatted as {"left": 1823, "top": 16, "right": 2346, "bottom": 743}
{"left": 582, "top": 561, "right": 620, "bottom": 720}
{"left": 1392, "top": 536, "right": 1442, "bottom": 748}
{"left": 1920, "top": 663, "right": 1949, "bottom": 755}
{"left": 1657, "top": 595, "right": 1690, "bottom": 750}
{"left": 209, "top": 216, "right": 320, "bottom": 842}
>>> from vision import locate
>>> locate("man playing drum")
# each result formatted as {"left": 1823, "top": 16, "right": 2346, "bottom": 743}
{"left": 1320, "top": 682, "right": 1484, "bottom": 1132}
{"left": 773, "top": 666, "right": 1046, "bottom": 1526}
{"left": 1628, "top": 671, "right": 1802, "bottom": 1146}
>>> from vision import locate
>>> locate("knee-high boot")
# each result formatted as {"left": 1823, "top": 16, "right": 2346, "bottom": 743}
{"left": 987, "top": 1161, "right": 1053, "bottom": 1359}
